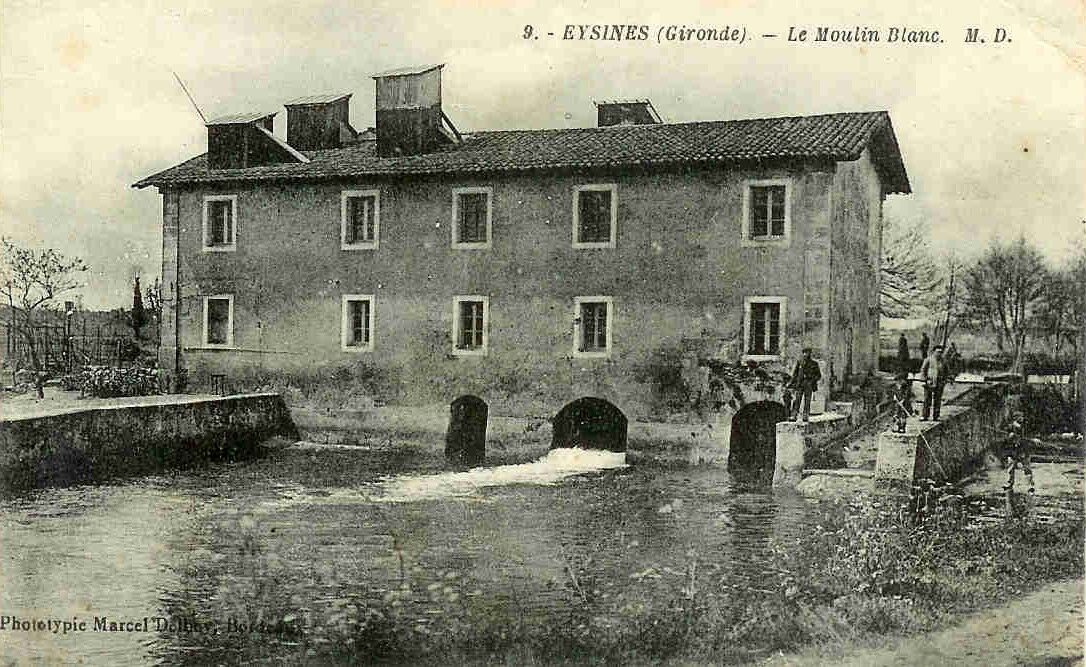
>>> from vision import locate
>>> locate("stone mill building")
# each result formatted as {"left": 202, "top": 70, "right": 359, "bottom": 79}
{"left": 135, "top": 63, "right": 910, "bottom": 460}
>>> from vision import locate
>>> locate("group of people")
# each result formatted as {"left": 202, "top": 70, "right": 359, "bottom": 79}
{"left": 892, "top": 333, "right": 962, "bottom": 429}
{"left": 894, "top": 332, "right": 1035, "bottom": 493}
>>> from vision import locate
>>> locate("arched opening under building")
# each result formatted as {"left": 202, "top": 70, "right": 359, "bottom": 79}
{"left": 727, "top": 401, "right": 788, "bottom": 483}
{"left": 551, "top": 397, "right": 628, "bottom": 452}
{"left": 445, "top": 395, "right": 488, "bottom": 466}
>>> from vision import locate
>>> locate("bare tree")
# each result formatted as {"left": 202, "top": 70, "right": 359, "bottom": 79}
{"left": 144, "top": 276, "right": 162, "bottom": 328}
{"left": 933, "top": 252, "right": 969, "bottom": 347}
{"left": 963, "top": 236, "right": 1047, "bottom": 374}
{"left": 880, "top": 216, "right": 942, "bottom": 317}
{"left": 0, "top": 239, "right": 87, "bottom": 397}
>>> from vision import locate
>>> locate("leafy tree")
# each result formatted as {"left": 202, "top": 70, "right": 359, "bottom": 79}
{"left": 880, "top": 216, "right": 942, "bottom": 317}
{"left": 962, "top": 236, "right": 1047, "bottom": 374}
{"left": 0, "top": 238, "right": 87, "bottom": 397}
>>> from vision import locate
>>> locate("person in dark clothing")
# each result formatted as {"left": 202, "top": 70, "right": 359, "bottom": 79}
{"left": 1002, "top": 416, "right": 1036, "bottom": 493}
{"left": 944, "top": 342, "right": 961, "bottom": 382}
{"left": 896, "top": 333, "right": 910, "bottom": 373}
{"left": 918, "top": 332, "right": 930, "bottom": 360}
{"left": 919, "top": 345, "right": 946, "bottom": 421}
{"left": 788, "top": 348, "right": 822, "bottom": 423}
{"left": 892, "top": 371, "right": 913, "bottom": 432}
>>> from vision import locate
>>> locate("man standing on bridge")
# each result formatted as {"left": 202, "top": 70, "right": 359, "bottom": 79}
{"left": 788, "top": 348, "right": 821, "bottom": 423}
{"left": 919, "top": 344, "right": 946, "bottom": 421}
{"left": 897, "top": 333, "right": 910, "bottom": 374}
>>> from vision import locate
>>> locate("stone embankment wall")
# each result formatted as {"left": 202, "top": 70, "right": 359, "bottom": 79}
{"left": 0, "top": 394, "right": 297, "bottom": 493}
{"left": 875, "top": 387, "right": 1005, "bottom": 491}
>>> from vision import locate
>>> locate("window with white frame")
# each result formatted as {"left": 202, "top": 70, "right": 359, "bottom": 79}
{"left": 202, "top": 295, "right": 234, "bottom": 347}
{"left": 341, "top": 191, "right": 379, "bottom": 249}
{"left": 573, "top": 296, "right": 613, "bottom": 357}
{"left": 453, "top": 296, "right": 489, "bottom": 355}
{"left": 743, "top": 296, "right": 786, "bottom": 359}
{"left": 203, "top": 195, "right": 237, "bottom": 251}
{"left": 742, "top": 180, "right": 791, "bottom": 244}
{"left": 451, "top": 187, "right": 492, "bottom": 248}
{"left": 341, "top": 295, "right": 375, "bottom": 351}
{"left": 573, "top": 184, "right": 617, "bottom": 248}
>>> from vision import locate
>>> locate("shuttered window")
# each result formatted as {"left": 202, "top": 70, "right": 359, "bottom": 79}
{"left": 341, "top": 295, "right": 375, "bottom": 351}
{"left": 457, "top": 193, "right": 489, "bottom": 244}
{"left": 203, "top": 196, "right": 237, "bottom": 250}
{"left": 573, "top": 185, "right": 617, "bottom": 248}
{"left": 749, "top": 185, "right": 787, "bottom": 238}
{"left": 203, "top": 296, "right": 233, "bottom": 347}
{"left": 453, "top": 296, "right": 489, "bottom": 355}
{"left": 574, "top": 297, "right": 613, "bottom": 356}
{"left": 346, "top": 195, "right": 376, "bottom": 244}
{"left": 747, "top": 301, "right": 782, "bottom": 355}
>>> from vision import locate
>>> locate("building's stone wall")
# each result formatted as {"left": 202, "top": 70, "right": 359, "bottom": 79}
{"left": 829, "top": 148, "right": 884, "bottom": 385}
{"left": 160, "top": 157, "right": 880, "bottom": 419}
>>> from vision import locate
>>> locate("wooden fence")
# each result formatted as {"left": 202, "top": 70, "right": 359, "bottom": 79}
{"left": 3, "top": 323, "right": 130, "bottom": 373}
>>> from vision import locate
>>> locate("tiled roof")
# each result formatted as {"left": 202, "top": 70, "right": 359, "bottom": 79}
{"left": 134, "top": 111, "right": 910, "bottom": 193}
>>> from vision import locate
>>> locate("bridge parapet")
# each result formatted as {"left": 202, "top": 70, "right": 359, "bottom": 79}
{"left": 874, "top": 387, "right": 1006, "bottom": 491}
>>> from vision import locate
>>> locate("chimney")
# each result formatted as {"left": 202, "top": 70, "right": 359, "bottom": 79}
{"left": 206, "top": 112, "right": 309, "bottom": 169}
{"left": 284, "top": 93, "right": 358, "bottom": 151}
{"left": 595, "top": 99, "right": 662, "bottom": 127}
{"left": 372, "top": 64, "right": 460, "bottom": 157}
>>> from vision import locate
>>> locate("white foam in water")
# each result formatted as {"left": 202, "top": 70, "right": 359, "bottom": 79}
{"left": 262, "top": 448, "right": 627, "bottom": 510}
{"left": 377, "top": 448, "right": 628, "bottom": 502}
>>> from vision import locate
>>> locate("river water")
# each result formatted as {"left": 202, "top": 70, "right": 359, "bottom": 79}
{"left": 0, "top": 442, "right": 825, "bottom": 664}
{"left": 4, "top": 442, "right": 1075, "bottom": 665}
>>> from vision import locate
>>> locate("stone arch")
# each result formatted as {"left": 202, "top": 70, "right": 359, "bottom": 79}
{"left": 551, "top": 397, "right": 628, "bottom": 452}
{"left": 727, "top": 400, "right": 787, "bottom": 480}
{"left": 445, "top": 394, "right": 488, "bottom": 465}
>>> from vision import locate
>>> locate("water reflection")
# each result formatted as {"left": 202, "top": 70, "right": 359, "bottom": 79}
{"left": 0, "top": 444, "right": 817, "bottom": 665}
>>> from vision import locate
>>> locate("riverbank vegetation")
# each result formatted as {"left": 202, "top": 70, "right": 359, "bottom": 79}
{"left": 160, "top": 487, "right": 1083, "bottom": 665}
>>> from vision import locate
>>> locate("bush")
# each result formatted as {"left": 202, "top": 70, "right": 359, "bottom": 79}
{"left": 80, "top": 366, "right": 160, "bottom": 398}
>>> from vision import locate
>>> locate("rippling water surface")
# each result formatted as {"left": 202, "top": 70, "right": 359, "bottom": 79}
{"left": 0, "top": 443, "right": 818, "bottom": 664}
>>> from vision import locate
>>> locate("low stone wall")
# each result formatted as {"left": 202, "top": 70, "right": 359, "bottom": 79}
{"left": 772, "top": 413, "right": 854, "bottom": 488}
{"left": 0, "top": 393, "right": 297, "bottom": 493}
{"left": 874, "top": 387, "right": 1005, "bottom": 491}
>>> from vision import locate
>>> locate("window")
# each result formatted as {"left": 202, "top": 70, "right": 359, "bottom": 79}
{"left": 203, "top": 195, "right": 237, "bottom": 251}
{"left": 202, "top": 295, "right": 234, "bottom": 348}
{"left": 341, "top": 295, "right": 375, "bottom": 351}
{"left": 743, "top": 296, "right": 787, "bottom": 359}
{"left": 573, "top": 184, "right": 617, "bottom": 248}
{"left": 452, "top": 296, "right": 489, "bottom": 355}
{"left": 341, "top": 191, "right": 380, "bottom": 249}
{"left": 573, "top": 296, "right": 613, "bottom": 357}
{"left": 451, "top": 187, "right": 492, "bottom": 248}
{"left": 742, "top": 180, "right": 791, "bottom": 246}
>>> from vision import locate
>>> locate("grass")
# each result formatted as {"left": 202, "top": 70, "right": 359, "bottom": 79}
{"left": 153, "top": 486, "right": 1084, "bottom": 665}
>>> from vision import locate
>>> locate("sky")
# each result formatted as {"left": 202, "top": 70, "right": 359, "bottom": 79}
{"left": 1, "top": 0, "right": 1084, "bottom": 309}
